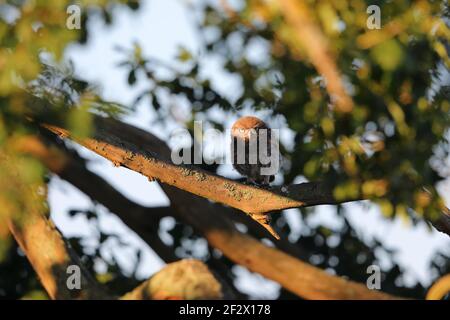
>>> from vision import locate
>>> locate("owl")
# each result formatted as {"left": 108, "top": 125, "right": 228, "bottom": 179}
{"left": 230, "top": 116, "right": 277, "bottom": 185}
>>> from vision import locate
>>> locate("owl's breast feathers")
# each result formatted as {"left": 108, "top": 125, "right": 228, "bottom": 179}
{"left": 230, "top": 116, "right": 274, "bottom": 185}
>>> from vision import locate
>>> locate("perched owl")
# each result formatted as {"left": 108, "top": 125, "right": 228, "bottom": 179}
{"left": 231, "top": 116, "right": 277, "bottom": 185}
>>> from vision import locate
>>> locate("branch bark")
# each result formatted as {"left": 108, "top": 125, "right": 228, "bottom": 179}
{"left": 14, "top": 133, "right": 247, "bottom": 298}
{"left": 0, "top": 156, "right": 108, "bottom": 299}
{"left": 38, "top": 115, "right": 402, "bottom": 299}
{"left": 41, "top": 119, "right": 345, "bottom": 238}
{"left": 19, "top": 132, "right": 304, "bottom": 272}
{"left": 426, "top": 274, "right": 450, "bottom": 300}
{"left": 121, "top": 259, "right": 223, "bottom": 300}
{"left": 42, "top": 117, "right": 450, "bottom": 239}
{"left": 13, "top": 134, "right": 178, "bottom": 263}
{"left": 43, "top": 121, "right": 340, "bottom": 215}
{"left": 7, "top": 214, "right": 109, "bottom": 299}
{"left": 2, "top": 146, "right": 225, "bottom": 300}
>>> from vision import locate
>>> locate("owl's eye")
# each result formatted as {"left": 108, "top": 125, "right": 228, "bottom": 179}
{"left": 238, "top": 128, "right": 247, "bottom": 137}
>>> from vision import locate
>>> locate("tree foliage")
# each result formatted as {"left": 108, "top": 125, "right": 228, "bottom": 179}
{"left": 0, "top": 0, "right": 449, "bottom": 299}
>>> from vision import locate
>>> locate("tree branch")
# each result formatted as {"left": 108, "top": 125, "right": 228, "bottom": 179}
{"left": 0, "top": 156, "right": 108, "bottom": 299}
{"left": 40, "top": 131, "right": 307, "bottom": 258}
{"left": 121, "top": 259, "right": 223, "bottom": 300}
{"left": 43, "top": 121, "right": 338, "bottom": 214}
{"left": 13, "top": 134, "right": 178, "bottom": 263}
{"left": 38, "top": 116, "right": 402, "bottom": 299}
{"left": 41, "top": 117, "right": 450, "bottom": 239}
{"left": 426, "top": 274, "right": 450, "bottom": 300}
{"left": 7, "top": 213, "right": 109, "bottom": 299}
{"left": 219, "top": 0, "right": 354, "bottom": 113}
{"left": 14, "top": 133, "right": 249, "bottom": 298}
{"left": 277, "top": 0, "right": 354, "bottom": 113}
{"left": 41, "top": 119, "right": 341, "bottom": 239}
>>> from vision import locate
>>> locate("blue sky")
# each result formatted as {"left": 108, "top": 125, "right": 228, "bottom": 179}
{"left": 47, "top": 0, "right": 450, "bottom": 298}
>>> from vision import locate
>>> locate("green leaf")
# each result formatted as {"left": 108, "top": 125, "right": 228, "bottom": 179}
{"left": 370, "top": 39, "right": 404, "bottom": 71}
{"left": 177, "top": 46, "right": 193, "bottom": 62}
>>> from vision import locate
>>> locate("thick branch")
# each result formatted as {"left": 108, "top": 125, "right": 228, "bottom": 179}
{"left": 121, "top": 259, "right": 223, "bottom": 300}
{"left": 7, "top": 214, "right": 108, "bottom": 299}
{"left": 14, "top": 134, "right": 257, "bottom": 298}
{"left": 42, "top": 118, "right": 450, "bottom": 238}
{"left": 0, "top": 156, "right": 108, "bottom": 299}
{"left": 426, "top": 274, "right": 450, "bottom": 300}
{"left": 39, "top": 116, "right": 401, "bottom": 299}
{"left": 42, "top": 119, "right": 347, "bottom": 238}
{"left": 44, "top": 122, "right": 327, "bottom": 215}
{"left": 14, "top": 134, "right": 178, "bottom": 263}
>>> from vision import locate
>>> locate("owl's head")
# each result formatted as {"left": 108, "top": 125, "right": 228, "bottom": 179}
{"left": 231, "top": 116, "right": 268, "bottom": 141}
